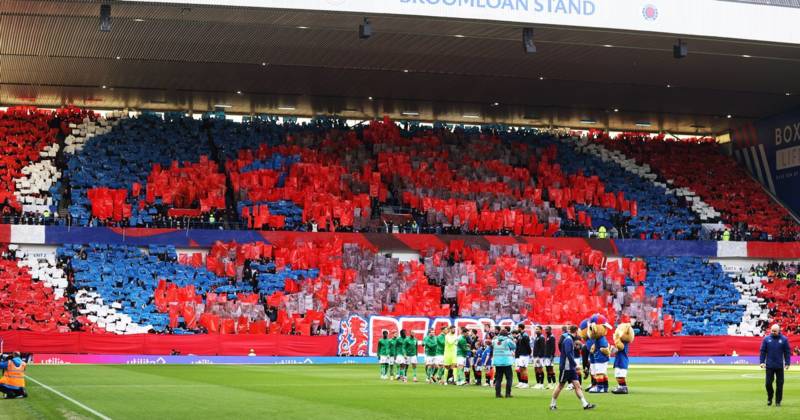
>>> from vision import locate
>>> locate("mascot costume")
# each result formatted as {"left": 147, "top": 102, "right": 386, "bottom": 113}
{"left": 587, "top": 314, "right": 612, "bottom": 393}
{"left": 577, "top": 318, "right": 592, "bottom": 390}
{"left": 611, "top": 322, "right": 635, "bottom": 394}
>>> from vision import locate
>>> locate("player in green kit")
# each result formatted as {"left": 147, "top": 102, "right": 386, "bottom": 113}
{"left": 456, "top": 327, "right": 470, "bottom": 386}
{"left": 378, "top": 330, "right": 392, "bottom": 379}
{"left": 434, "top": 327, "right": 447, "bottom": 384}
{"left": 423, "top": 328, "right": 438, "bottom": 383}
{"left": 396, "top": 330, "right": 409, "bottom": 382}
{"left": 388, "top": 331, "right": 398, "bottom": 380}
{"left": 403, "top": 330, "right": 420, "bottom": 383}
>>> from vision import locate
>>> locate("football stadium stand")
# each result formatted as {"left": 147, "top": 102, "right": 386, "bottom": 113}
{"left": 1, "top": 107, "right": 800, "bottom": 353}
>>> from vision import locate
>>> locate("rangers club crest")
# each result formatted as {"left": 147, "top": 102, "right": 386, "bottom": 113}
{"left": 338, "top": 315, "right": 369, "bottom": 356}
{"left": 642, "top": 4, "right": 659, "bottom": 21}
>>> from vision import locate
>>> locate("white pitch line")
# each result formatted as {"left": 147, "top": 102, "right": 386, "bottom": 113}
{"left": 26, "top": 375, "right": 112, "bottom": 420}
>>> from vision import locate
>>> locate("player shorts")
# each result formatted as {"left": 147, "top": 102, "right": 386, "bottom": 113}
{"left": 515, "top": 356, "right": 531, "bottom": 368}
{"left": 533, "top": 357, "right": 544, "bottom": 368}
{"left": 542, "top": 358, "right": 553, "bottom": 367}
{"left": 406, "top": 356, "right": 418, "bottom": 364}
{"left": 558, "top": 369, "right": 578, "bottom": 384}
{"left": 444, "top": 355, "right": 457, "bottom": 366}
{"left": 388, "top": 357, "right": 395, "bottom": 365}
{"left": 591, "top": 362, "right": 608, "bottom": 375}
{"left": 379, "top": 356, "right": 390, "bottom": 364}
{"left": 395, "top": 355, "right": 407, "bottom": 365}
{"left": 456, "top": 356, "right": 466, "bottom": 366}
{"left": 434, "top": 355, "right": 444, "bottom": 365}
{"left": 614, "top": 368, "right": 627, "bottom": 378}
{"left": 425, "top": 356, "right": 436, "bottom": 365}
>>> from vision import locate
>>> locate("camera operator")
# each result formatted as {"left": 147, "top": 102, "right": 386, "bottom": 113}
{"left": 0, "top": 352, "right": 28, "bottom": 399}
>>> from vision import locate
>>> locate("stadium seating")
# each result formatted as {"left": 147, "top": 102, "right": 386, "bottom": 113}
{"left": 643, "top": 257, "right": 744, "bottom": 335}
{"left": 595, "top": 132, "right": 798, "bottom": 240}
{"left": 759, "top": 278, "right": 800, "bottom": 335}
{"left": 0, "top": 107, "right": 59, "bottom": 217}
{"left": 0, "top": 250, "right": 71, "bottom": 332}
{"left": 30, "top": 111, "right": 790, "bottom": 240}
{"left": 64, "top": 115, "right": 215, "bottom": 226}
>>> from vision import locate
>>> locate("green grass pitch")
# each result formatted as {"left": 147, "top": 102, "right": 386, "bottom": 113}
{"left": 2, "top": 364, "right": 799, "bottom": 419}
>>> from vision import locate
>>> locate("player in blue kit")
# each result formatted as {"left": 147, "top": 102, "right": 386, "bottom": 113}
{"left": 550, "top": 325, "right": 595, "bottom": 411}
{"left": 479, "top": 339, "right": 494, "bottom": 386}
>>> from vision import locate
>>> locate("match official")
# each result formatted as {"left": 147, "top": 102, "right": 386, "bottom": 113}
{"left": 760, "top": 324, "right": 791, "bottom": 407}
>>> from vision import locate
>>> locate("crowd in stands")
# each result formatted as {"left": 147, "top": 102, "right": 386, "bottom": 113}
{"left": 1, "top": 238, "right": 796, "bottom": 338}
{"left": 594, "top": 132, "right": 800, "bottom": 241}
{"left": 751, "top": 262, "right": 800, "bottom": 335}
{"left": 0, "top": 107, "right": 797, "bottom": 242}
{"left": 642, "top": 257, "right": 743, "bottom": 335}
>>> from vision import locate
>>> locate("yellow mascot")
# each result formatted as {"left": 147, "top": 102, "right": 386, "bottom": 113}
{"left": 611, "top": 322, "right": 635, "bottom": 394}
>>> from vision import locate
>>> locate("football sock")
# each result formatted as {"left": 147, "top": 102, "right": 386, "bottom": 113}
{"left": 412, "top": 365, "right": 417, "bottom": 378}
{"left": 617, "top": 378, "right": 626, "bottom": 386}
{"left": 380, "top": 364, "right": 386, "bottom": 376}
{"left": 456, "top": 369, "right": 464, "bottom": 383}
{"left": 581, "top": 397, "right": 589, "bottom": 406}
{"left": 475, "top": 371, "right": 482, "bottom": 384}
{"left": 464, "top": 369, "right": 470, "bottom": 383}
{"left": 516, "top": 370, "right": 521, "bottom": 382}
{"left": 550, "top": 397, "right": 557, "bottom": 407}
{"left": 547, "top": 367, "right": 556, "bottom": 383}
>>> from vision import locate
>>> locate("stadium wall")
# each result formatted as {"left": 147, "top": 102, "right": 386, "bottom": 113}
{"left": 2, "top": 225, "right": 800, "bottom": 258}
{"left": 0, "top": 331, "right": 337, "bottom": 356}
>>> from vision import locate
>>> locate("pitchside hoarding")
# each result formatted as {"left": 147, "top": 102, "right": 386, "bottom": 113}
{"left": 31, "top": 354, "right": 800, "bottom": 366}
{"left": 127, "top": 0, "right": 800, "bottom": 45}
{"left": 732, "top": 108, "right": 800, "bottom": 217}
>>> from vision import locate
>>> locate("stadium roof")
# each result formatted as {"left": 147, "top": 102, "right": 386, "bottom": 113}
{"left": 2, "top": 0, "right": 800, "bottom": 134}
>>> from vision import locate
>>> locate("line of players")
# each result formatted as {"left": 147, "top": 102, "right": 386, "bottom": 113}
{"left": 376, "top": 321, "right": 629, "bottom": 395}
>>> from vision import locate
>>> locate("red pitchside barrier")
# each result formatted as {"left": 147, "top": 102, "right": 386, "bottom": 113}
{"left": 0, "top": 331, "right": 791, "bottom": 357}
{"left": 0, "top": 331, "right": 338, "bottom": 356}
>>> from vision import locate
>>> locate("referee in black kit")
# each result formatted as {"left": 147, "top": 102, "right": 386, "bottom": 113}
{"left": 760, "top": 324, "right": 791, "bottom": 407}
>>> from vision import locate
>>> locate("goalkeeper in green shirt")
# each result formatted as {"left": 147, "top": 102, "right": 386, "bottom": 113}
{"left": 423, "top": 328, "right": 438, "bottom": 383}
{"left": 456, "top": 328, "right": 471, "bottom": 386}
{"left": 377, "top": 330, "right": 392, "bottom": 379}
{"left": 444, "top": 326, "right": 458, "bottom": 385}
